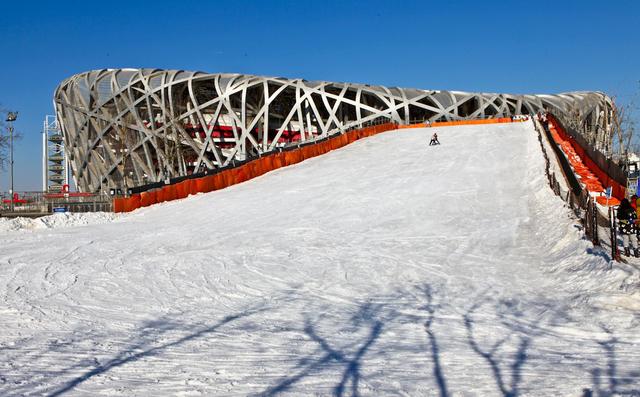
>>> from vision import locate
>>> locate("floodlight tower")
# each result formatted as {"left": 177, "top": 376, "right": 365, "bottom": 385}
{"left": 6, "top": 111, "right": 17, "bottom": 211}
{"left": 42, "top": 115, "right": 69, "bottom": 192}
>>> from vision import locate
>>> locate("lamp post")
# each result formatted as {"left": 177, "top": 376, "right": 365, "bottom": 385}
{"left": 6, "top": 111, "right": 17, "bottom": 212}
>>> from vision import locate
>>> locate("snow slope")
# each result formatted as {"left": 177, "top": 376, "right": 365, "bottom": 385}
{"left": 1, "top": 121, "right": 639, "bottom": 396}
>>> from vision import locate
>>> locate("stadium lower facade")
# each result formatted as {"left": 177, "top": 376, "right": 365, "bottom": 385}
{"left": 54, "top": 69, "right": 614, "bottom": 193}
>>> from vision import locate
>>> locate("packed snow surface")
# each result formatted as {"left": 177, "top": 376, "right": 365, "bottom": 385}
{"left": 1, "top": 122, "right": 639, "bottom": 396}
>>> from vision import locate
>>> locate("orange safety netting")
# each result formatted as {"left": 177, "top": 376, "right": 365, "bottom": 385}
{"left": 546, "top": 118, "right": 625, "bottom": 203}
{"left": 595, "top": 196, "right": 621, "bottom": 206}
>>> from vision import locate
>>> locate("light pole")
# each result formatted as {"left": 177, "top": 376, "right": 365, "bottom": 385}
{"left": 6, "top": 111, "right": 17, "bottom": 212}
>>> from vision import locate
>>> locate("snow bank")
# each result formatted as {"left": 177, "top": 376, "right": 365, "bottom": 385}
{"left": 0, "top": 211, "right": 119, "bottom": 232}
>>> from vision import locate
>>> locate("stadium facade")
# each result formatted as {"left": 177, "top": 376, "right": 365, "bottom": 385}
{"left": 54, "top": 69, "right": 614, "bottom": 193}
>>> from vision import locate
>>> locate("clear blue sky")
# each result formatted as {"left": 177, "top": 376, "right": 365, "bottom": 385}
{"left": 1, "top": 0, "right": 638, "bottom": 191}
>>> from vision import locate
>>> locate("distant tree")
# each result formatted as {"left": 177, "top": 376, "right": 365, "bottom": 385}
{"left": 611, "top": 93, "right": 637, "bottom": 161}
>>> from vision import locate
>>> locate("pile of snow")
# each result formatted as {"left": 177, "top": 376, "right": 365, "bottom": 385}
{"left": 1, "top": 121, "right": 638, "bottom": 396}
{"left": 0, "top": 211, "right": 119, "bottom": 232}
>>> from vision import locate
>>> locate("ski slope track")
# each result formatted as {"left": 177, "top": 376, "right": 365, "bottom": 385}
{"left": 1, "top": 121, "right": 639, "bottom": 396}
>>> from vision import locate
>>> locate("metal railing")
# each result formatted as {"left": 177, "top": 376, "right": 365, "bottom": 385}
{"left": 536, "top": 117, "right": 620, "bottom": 261}
{"left": 548, "top": 113, "right": 626, "bottom": 187}
{"left": 0, "top": 191, "right": 112, "bottom": 216}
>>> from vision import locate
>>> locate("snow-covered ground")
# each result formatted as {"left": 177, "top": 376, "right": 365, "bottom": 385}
{"left": 0, "top": 212, "right": 120, "bottom": 233}
{"left": 1, "top": 121, "right": 639, "bottom": 396}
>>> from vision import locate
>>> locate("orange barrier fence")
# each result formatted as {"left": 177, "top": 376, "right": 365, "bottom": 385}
{"left": 397, "top": 117, "right": 515, "bottom": 129}
{"left": 547, "top": 117, "right": 625, "bottom": 204}
{"left": 114, "top": 122, "right": 398, "bottom": 212}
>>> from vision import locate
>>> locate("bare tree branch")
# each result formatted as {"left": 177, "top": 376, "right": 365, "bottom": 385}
{"left": 612, "top": 100, "right": 636, "bottom": 159}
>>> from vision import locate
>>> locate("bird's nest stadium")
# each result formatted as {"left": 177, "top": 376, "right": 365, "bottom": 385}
{"left": 54, "top": 69, "right": 614, "bottom": 193}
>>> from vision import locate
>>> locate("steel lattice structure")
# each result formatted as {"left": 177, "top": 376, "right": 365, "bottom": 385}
{"left": 54, "top": 68, "right": 614, "bottom": 193}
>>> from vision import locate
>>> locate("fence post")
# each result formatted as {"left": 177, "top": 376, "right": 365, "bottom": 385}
{"left": 591, "top": 199, "right": 599, "bottom": 246}
{"left": 609, "top": 206, "right": 619, "bottom": 262}
{"left": 570, "top": 192, "right": 574, "bottom": 209}
{"left": 585, "top": 196, "right": 592, "bottom": 242}
{"left": 586, "top": 195, "right": 591, "bottom": 241}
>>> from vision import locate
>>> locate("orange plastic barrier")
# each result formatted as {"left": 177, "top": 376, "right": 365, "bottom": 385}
{"left": 260, "top": 158, "right": 271, "bottom": 175}
{"left": 122, "top": 194, "right": 141, "bottom": 212}
{"left": 154, "top": 188, "right": 164, "bottom": 203}
{"left": 547, "top": 116, "right": 626, "bottom": 201}
{"left": 210, "top": 174, "right": 219, "bottom": 192}
{"left": 249, "top": 160, "right": 262, "bottom": 178}
{"left": 197, "top": 175, "right": 209, "bottom": 193}
{"left": 596, "top": 196, "right": 621, "bottom": 206}
{"left": 398, "top": 117, "right": 514, "bottom": 129}
{"left": 259, "top": 155, "right": 273, "bottom": 172}
{"left": 140, "top": 190, "right": 155, "bottom": 207}
{"left": 272, "top": 153, "right": 284, "bottom": 169}
{"left": 113, "top": 197, "right": 126, "bottom": 213}
{"left": 300, "top": 145, "right": 313, "bottom": 160}
{"left": 283, "top": 151, "right": 298, "bottom": 166}
{"left": 182, "top": 179, "right": 193, "bottom": 196}
{"left": 183, "top": 180, "right": 192, "bottom": 197}
{"left": 166, "top": 185, "right": 177, "bottom": 202}
{"left": 236, "top": 167, "right": 249, "bottom": 184}
{"left": 216, "top": 170, "right": 229, "bottom": 188}
{"left": 122, "top": 198, "right": 132, "bottom": 212}
{"left": 225, "top": 168, "right": 238, "bottom": 185}
{"left": 192, "top": 177, "right": 205, "bottom": 194}
{"left": 186, "top": 180, "right": 196, "bottom": 196}
{"left": 586, "top": 184, "right": 605, "bottom": 193}
{"left": 208, "top": 173, "right": 221, "bottom": 190}
{"left": 175, "top": 181, "right": 187, "bottom": 199}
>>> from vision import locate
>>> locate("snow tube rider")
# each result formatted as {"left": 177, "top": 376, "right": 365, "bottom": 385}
{"left": 617, "top": 198, "right": 639, "bottom": 257}
{"left": 429, "top": 132, "right": 440, "bottom": 146}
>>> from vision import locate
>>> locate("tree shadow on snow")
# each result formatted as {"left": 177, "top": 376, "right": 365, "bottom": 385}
{"left": 416, "top": 284, "right": 449, "bottom": 397}
{"left": 38, "top": 305, "right": 267, "bottom": 397}
{"left": 259, "top": 302, "right": 386, "bottom": 397}
{"left": 259, "top": 284, "right": 456, "bottom": 397}
{"left": 463, "top": 295, "right": 533, "bottom": 397}
{"left": 588, "top": 323, "right": 640, "bottom": 397}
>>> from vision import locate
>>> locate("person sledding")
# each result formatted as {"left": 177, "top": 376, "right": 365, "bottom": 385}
{"left": 429, "top": 132, "right": 440, "bottom": 146}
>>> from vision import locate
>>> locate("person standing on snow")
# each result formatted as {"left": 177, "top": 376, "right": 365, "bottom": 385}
{"left": 634, "top": 196, "right": 640, "bottom": 250}
{"left": 429, "top": 132, "right": 440, "bottom": 146}
{"left": 617, "top": 198, "right": 639, "bottom": 257}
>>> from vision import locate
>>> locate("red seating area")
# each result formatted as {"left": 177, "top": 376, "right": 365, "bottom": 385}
{"left": 184, "top": 123, "right": 308, "bottom": 145}
{"left": 547, "top": 117, "right": 623, "bottom": 206}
